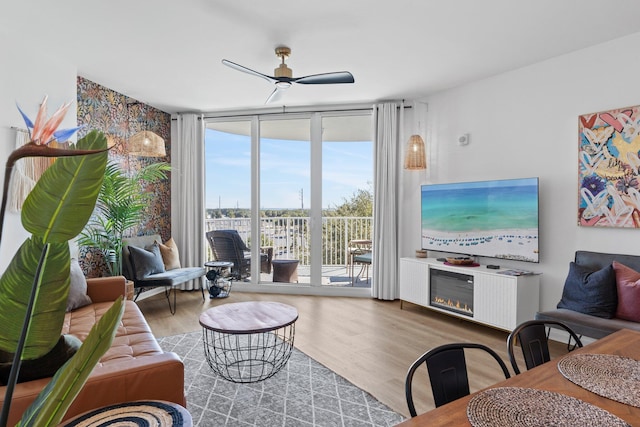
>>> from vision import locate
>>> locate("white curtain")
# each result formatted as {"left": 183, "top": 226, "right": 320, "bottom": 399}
{"left": 171, "top": 113, "right": 205, "bottom": 290}
{"left": 371, "top": 102, "right": 403, "bottom": 300}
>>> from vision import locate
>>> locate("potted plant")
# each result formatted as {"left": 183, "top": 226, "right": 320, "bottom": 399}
{"left": 0, "top": 97, "right": 124, "bottom": 427}
{"left": 77, "top": 161, "right": 170, "bottom": 277}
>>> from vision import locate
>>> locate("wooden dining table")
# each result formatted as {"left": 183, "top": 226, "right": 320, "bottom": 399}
{"left": 397, "top": 328, "right": 640, "bottom": 426}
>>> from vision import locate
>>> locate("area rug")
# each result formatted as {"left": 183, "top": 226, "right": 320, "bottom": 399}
{"left": 158, "top": 331, "right": 405, "bottom": 426}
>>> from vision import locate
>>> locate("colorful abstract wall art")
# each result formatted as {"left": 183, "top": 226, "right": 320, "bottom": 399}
{"left": 578, "top": 104, "right": 640, "bottom": 228}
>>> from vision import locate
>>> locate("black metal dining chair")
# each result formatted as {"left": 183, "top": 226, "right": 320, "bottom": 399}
{"left": 405, "top": 342, "right": 511, "bottom": 417}
{"left": 507, "top": 319, "right": 583, "bottom": 375}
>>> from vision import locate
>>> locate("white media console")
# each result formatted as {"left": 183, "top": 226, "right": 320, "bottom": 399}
{"left": 399, "top": 257, "right": 540, "bottom": 331}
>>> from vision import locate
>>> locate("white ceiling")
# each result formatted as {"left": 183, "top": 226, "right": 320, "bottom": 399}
{"left": 4, "top": 0, "right": 640, "bottom": 114}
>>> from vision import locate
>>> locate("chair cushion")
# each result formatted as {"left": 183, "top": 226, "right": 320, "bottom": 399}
{"left": 129, "top": 243, "right": 165, "bottom": 279}
{"left": 354, "top": 252, "right": 372, "bottom": 264}
{"left": 612, "top": 261, "right": 640, "bottom": 322}
{"left": 557, "top": 262, "right": 617, "bottom": 318}
{"left": 133, "top": 267, "right": 206, "bottom": 288}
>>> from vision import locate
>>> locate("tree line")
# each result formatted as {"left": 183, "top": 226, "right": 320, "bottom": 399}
{"left": 207, "top": 187, "right": 373, "bottom": 219}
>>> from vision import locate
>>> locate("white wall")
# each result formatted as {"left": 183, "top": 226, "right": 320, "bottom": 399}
{"left": 0, "top": 36, "right": 77, "bottom": 271}
{"left": 401, "top": 31, "right": 640, "bottom": 313}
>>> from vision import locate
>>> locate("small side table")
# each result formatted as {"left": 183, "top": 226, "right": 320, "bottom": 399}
{"left": 272, "top": 259, "right": 299, "bottom": 283}
{"left": 200, "top": 301, "right": 298, "bottom": 383}
{"left": 60, "top": 400, "right": 192, "bottom": 426}
{"left": 204, "top": 261, "right": 233, "bottom": 298}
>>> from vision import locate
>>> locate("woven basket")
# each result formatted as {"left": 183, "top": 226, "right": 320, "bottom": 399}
{"left": 446, "top": 257, "right": 474, "bottom": 265}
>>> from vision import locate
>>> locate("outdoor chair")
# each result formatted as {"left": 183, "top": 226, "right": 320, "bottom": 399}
{"left": 507, "top": 320, "right": 583, "bottom": 375}
{"left": 405, "top": 342, "right": 511, "bottom": 417}
{"left": 206, "top": 230, "right": 270, "bottom": 280}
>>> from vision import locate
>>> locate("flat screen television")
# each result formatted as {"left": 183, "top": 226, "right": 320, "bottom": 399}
{"left": 421, "top": 177, "right": 539, "bottom": 263}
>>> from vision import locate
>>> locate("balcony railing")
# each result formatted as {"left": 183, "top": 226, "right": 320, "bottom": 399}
{"left": 205, "top": 216, "right": 373, "bottom": 266}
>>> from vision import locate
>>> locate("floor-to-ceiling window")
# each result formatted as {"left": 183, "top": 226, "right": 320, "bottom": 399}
{"left": 204, "top": 109, "right": 372, "bottom": 294}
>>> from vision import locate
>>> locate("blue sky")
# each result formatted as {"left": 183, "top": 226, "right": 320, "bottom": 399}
{"left": 205, "top": 129, "right": 373, "bottom": 210}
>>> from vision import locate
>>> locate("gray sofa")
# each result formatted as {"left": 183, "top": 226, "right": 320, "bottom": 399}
{"left": 536, "top": 250, "right": 640, "bottom": 339}
{"left": 122, "top": 234, "right": 205, "bottom": 314}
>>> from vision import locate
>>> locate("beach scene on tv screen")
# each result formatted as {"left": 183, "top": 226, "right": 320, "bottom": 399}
{"left": 421, "top": 178, "right": 539, "bottom": 262}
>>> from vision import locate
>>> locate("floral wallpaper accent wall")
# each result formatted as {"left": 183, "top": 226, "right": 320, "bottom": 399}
{"left": 76, "top": 76, "right": 172, "bottom": 277}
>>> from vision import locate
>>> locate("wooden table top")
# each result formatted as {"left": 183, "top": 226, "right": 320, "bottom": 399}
{"left": 398, "top": 329, "right": 640, "bottom": 426}
{"left": 199, "top": 301, "right": 298, "bottom": 334}
{"left": 349, "top": 239, "right": 372, "bottom": 247}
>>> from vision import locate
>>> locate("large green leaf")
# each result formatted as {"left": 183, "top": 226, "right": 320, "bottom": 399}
{"left": 18, "top": 297, "right": 125, "bottom": 427}
{"left": 22, "top": 131, "right": 108, "bottom": 243}
{"left": 0, "top": 238, "right": 69, "bottom": 359}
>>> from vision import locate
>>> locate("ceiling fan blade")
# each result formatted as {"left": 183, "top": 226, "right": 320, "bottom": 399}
{"left": 222, "top": 59, "right": 276, "bottom": 83}
{"left": 265, "top": 86, "right": 288, "bottom": 104}
{"left": 294, "top": 71, "right": 355, "bottom": 85}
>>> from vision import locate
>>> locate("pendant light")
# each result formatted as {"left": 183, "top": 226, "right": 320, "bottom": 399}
{"left": 404, "top": 101, "right": 427, "bottom": 170}
{"left": 128, "top": 102, "right": 166, "bottom": 157}
{"left": 404, "top": 135, "right": 426, "bottom": 170}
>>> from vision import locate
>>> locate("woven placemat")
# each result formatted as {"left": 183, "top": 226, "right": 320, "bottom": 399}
{"left": 467, "top": 387, "right": 630, "bottom": 427}
{"left": 558, "top": 353, "right": 640, "bottom": 407}
{"left": 61, "top": 400, "right": 192, "bottom": 426}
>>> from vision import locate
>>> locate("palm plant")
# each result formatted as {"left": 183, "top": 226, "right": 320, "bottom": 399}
{"left": 78, "top": 161, "right": 170, "bottom": 276}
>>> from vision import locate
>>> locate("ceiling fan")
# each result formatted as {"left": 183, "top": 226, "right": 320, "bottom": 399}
{"left": 222, "top": 46, "right": 355, "bottom": 104}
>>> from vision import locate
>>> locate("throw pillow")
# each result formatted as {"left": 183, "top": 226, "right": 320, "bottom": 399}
{"left": 557, "top": 262, "right": 617, "bottom": 318}
{"left": 0, "top": 334, "right": 81, "bottom": 385}
{"left": 612, "top": 261, "right": 640, "bottom": 322}
{"left": 66, "top": 258, "right": 92, "bottom": 312}
{"left": 157, "top": 237, "right": 181, "bottom": 270}
{"left": 129, "top": 243, "right": 166, "bottom": 279}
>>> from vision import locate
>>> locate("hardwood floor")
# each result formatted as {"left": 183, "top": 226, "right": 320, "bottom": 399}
{"left": 137, "top": 289, "right": 565, "bottom": 419}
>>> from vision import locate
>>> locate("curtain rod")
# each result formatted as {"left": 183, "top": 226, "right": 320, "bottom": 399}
{"left": 171, "top": 103, "right": 410, "bottom": 121}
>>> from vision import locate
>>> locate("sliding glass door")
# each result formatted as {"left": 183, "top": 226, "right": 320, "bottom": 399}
{"left": 204, "top": 110, "right": 372, "bottom": 292}
{"left": 259, "top": 118, "right": 311, "bottom": 284}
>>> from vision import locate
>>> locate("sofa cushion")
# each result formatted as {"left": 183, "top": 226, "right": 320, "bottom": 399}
{"left": 557, "top": 262, "right": 617, "bottom": 318}
{"left": 129, "top": 243, "right": 165, "bottom": 279}
{"left": 536, "top": 308, "right": 640, "bottom": 339}
{"left": 157, "top": 237, "right": 181, "bottom": 270}
{"left": 612, "top": 261, "right": 640, "bottom": 322}
{"left": 66, "top": 258, "right": 92, "bottom": 312}
{"left": 64, "top": 301, "right": 163, "bottom": 359}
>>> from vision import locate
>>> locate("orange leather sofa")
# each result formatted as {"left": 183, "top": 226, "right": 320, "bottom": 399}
{"left": 0, "top": 276, "right": 185, "bottom": 425}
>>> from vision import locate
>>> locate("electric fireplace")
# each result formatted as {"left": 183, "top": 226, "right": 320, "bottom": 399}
{"left": 429, "top": 268, "right": 474, "bottom": 317}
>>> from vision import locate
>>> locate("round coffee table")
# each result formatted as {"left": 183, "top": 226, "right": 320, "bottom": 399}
{"left": 199, "top": 301, "right": 298, "bottom": 383}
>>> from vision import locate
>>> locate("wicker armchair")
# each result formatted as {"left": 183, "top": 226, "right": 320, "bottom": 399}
{"left": 205, "top": 230, "right": 270, "bottom": 280}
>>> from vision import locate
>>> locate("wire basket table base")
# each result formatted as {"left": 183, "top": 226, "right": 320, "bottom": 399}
{"left": 202, "top": 324, "right": 295, "bottom": 383}
{"left": 199, "top": 301, "right": 299, "bottom": 383}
